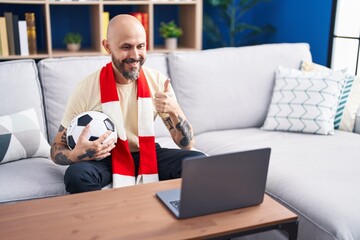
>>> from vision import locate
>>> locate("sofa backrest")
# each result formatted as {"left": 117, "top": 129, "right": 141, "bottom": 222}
{"left": 0, "top": 59, "right": 47, "bottom": 137}
{"left": 38, "top": 53, "right": 169, "bottom": 143}
{"left": 168, "top": 43, "right": 312, "bottom": 135}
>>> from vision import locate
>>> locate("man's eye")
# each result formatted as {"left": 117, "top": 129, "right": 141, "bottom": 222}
{"left": 121, "top": 46, "right": 130, "bottom": 50}
{"left": 138, "top": 44, "right": 145, "bottom": 50}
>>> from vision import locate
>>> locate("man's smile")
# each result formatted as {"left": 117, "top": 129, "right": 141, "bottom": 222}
{"left": 122, "top": 58, "right": 142, "bottom": 64}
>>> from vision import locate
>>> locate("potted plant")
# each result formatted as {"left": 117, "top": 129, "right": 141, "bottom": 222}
{"left": 63, "top": 32, "right": 82, "bottom": 52}
{"left": 159, "top": 21, "right": 183, "bottom": 50}
{"left": 203, "top": 0, "right": 275, "bottom": 47}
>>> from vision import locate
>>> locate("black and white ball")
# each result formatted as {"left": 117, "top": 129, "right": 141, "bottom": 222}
{"left": 66, "top": 111, "right": 117, "bottom": 150}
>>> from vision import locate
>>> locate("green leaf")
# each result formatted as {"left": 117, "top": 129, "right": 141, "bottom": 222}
{"left": 204, "top": 0, "right": 275, "bottom": 47}
{"left": 63, "top": 32, "right": 82, "bottom": 44}
{"left": 207, "top": 0, "right": 233, "bottom": 8}
{"left": 239, "top": 0, "right": 271, "bottom": 16}
{"left": 203, "top": 14, "right": 225, "bottom": 47}
{"left": 159, "top": 21, "right": 183, "bottom": 38}
{"left": 235, "top": 23, "right": 262, "bottom": 33}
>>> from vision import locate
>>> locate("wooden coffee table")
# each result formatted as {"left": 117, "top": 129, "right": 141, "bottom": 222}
{"left": 0, "top": 179, "right": 298, "bottom": 240}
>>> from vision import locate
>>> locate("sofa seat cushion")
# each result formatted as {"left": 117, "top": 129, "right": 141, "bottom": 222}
{"left": 0, "top": 158, "right": 68, "bottom": 203}
{"left": 194, "top": 128, "right": 360, "bottom": 240}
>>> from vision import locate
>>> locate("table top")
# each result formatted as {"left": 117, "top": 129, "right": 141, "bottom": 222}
{"left": 0, "top": 179, "right": 297, "bottom": 240}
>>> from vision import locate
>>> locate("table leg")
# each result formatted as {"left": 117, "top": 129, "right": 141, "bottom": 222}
{"left": 279, "top": 221, "right": 299, "bottom": 240}
{"left": 207, "top": 220, "right": 298, "bottom": 240}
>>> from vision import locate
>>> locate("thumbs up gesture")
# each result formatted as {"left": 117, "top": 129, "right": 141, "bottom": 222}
{"left": 163, "top": 79, "right": 170, "bottom": 93}
{"left": 154, "top": 79, "right": 176, "bottom": 114}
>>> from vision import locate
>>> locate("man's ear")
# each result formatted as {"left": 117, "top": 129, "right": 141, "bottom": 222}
{"left": 102, "top": 39, "right": 111, "bottom": 54}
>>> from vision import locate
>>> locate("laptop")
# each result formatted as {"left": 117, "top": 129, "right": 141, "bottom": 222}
{"left": 156, "top": 148, "right": 271, "bottom": 219}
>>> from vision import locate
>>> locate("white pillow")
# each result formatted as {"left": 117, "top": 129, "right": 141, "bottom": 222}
{"left": 301, "top": 61, "right": 360, "bottom": 132}
{"left": 262, "top": 66, "right": 346, "bottom": 135}
{"left": 0, "top": 108, "right": 50, "bottom": 164}
{"left": 341, "top": 75, "right": 360, "bottom": 131}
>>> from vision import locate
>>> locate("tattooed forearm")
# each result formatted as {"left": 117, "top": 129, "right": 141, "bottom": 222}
{"left": 60, "top": 130, "right": 67, "bottom": 144}
{"left": 54, "top": 152, "right": 73, "bottom": 165}
{"left": 175, "top": 116, "right": 193, "bottom": 147}
{"left": 77, "top": 149, "right": 96, "bottom": 161}
{"left": 163, "top": 116, "right": 174, "bottom": 130}
{"left": 51, "top": 144, "right": 73, "bottom": 165}
{"left": 58, "top": 125, "right": 65, "bottom": 132}
{"left": 50, "top": 125, "right": 73, "bottom": 165}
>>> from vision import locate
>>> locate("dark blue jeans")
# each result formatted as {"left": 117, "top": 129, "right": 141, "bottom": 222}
{"left": 64, "top": 144, "right": 206, "bottom": 194}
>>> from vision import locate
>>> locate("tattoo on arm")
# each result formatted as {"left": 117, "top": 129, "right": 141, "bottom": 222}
{"left": 60, "top": 130, "right": 67, "bottom": 144}
{"left": 163, "top": 116, "right": 174, "bottom": 130}
{"left": 77, "top": 149, "right": 96, "bottom": 161}
{"left": 54, "top": 152, "right": 73, "bottom": 165}
{"left": 58, "top": 125, "right": 65, "bottom": 132}
{"left": 51, "top": 125, "right": 73, "bottom": 165}
{"left": 51, "top": 143, "right": 73, "bottom": 165}
{"left": 175, "top": 116, "right": 193, "bottom": 147}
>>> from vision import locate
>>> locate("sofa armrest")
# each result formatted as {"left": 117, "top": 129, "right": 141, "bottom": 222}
{"left": 354, "top": 108, "right": 360, "bottom": 134}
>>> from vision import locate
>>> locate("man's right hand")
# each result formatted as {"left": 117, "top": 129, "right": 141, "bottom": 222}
{"left": 50, "top": 124, "right": 117, "bottom": 165}
{"left": 72, "top": 124, "right": 117, "bottom": 161}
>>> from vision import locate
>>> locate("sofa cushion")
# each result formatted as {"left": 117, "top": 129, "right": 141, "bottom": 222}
{"left": 262, "top": 66, "right": 346, "bottom": 135}
{"left": 194, "top": 128, "right": 360, "bottom": 240}
{"left": 0, "top": 158, "right": 68, "bottom": 203}
{"left": 0, "top": 108, "right": 50, "bottom": 164}
{"left": 38, "top": 54, "right": 169, "bottom": 144}
{"left": 301, "top": 61, "right": 360, "bottom": 132}
{"left": 339, "top": 76, "right": 360, "bottom": 132}
{"left": 167, "top": 43, "right": 312, "bottom": 135}
{"left": 355, "top": 108, "right": 360, "bottom": 134}
{"left": 0, "top": 59, "right": 47, "bottom": 138}
{"left": 143, "top": 53, "right": 170, "bottom": 79}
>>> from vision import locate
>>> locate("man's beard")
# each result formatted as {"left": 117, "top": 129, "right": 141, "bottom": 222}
{"left": 112, "top": 56, "right": 145, "bottom": 81}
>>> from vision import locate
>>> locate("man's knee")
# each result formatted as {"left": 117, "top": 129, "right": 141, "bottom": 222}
{"left": 187, "top": 150, "right": 206, "bottom": 158}
{"left": 64, "top": 163, "right": 102, "bottom": 194}
{"left": 158, "top": 150, "right": 206, "bottom": 180}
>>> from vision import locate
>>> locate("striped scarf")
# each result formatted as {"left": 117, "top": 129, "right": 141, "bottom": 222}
{"left": 100, "top": 62, "right": 158, "bottom": 188}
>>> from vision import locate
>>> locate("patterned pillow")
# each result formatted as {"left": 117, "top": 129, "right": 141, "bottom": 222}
{"left": 301, "top": 61, "right": 360, "bottom": 132}
{"left": 0, "top": 108, "right": 50, "bottom": 164}
{"left": 262, "top": 66, "right": 346, "bottom": 135}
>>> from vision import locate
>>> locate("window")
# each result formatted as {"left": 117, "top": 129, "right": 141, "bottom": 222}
{"left": 329, "top": 0, "right": 360, "bottom": 75}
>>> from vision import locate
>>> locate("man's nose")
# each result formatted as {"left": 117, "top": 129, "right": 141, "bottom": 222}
{"left": 129, "top": 47, "right": 140, "bottom": 59}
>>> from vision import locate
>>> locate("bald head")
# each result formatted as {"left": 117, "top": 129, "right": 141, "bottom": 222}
{"left": 107, "top": 14, "right": 146, "bottom": 43}
{"left": 102, "top": 14, "right": 147, "bottom": 84}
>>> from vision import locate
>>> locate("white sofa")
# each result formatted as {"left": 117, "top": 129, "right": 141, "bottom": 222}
{"left": 1, "top": 43, "right": 360, "bottom": 240}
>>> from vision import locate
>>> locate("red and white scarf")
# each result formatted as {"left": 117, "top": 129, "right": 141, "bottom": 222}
{"left": 100, "top": 62, "right": 158, "bottom": 188}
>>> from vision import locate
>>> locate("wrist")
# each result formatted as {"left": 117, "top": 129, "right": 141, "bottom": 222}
{"left": 68, "top": 150, "right": 77, "bottom": 163}
{"left": 168, "top": 107, "right": 180, "bottom": 118}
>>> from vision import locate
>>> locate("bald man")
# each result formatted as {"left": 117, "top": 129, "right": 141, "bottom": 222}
{"left": 50, "top": 14, "right": 205, "bottom": 194}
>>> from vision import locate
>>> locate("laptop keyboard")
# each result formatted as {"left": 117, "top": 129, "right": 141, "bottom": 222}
{"left": 170, "top": 200, "right": 180, "bottom": 211}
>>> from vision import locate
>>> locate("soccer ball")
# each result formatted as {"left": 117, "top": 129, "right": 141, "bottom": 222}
{"left": 66, "top": 111, "right": 117, "bottom": 150}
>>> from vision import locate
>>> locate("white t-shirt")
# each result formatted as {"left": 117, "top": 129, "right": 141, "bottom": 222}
{"left": 61, "top": 65, "right": 175, "bottom": 152}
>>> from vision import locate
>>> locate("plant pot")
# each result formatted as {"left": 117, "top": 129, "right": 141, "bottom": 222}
{"left": 165, "top": 38, "right": 178, "bottom": 50}
{"left": 67, "top": 43, "right": 81, "bottom": 52}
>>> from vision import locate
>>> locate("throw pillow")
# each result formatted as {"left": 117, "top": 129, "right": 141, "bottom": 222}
{"left": 301, "top": 61, "right": 331, "bottom": 72}
{"left": 301, "top": 61, "right": 360, "bottom": 132}
{"left": 0, "top": 108, "right": 50, "bottom": 164}
{"left": 262, "top": 65, "right": 346, "bottom": 135}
